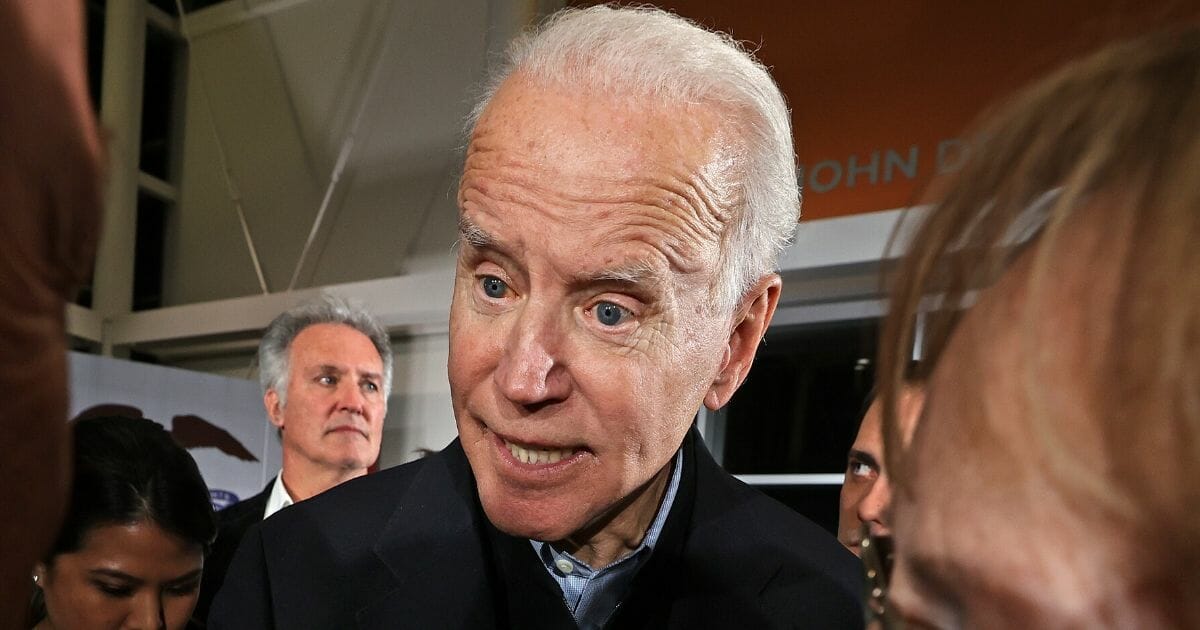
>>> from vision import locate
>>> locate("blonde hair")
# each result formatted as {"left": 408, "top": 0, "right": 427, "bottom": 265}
{"left": 880, "top": 26, "right": 1200, "bottom": 618}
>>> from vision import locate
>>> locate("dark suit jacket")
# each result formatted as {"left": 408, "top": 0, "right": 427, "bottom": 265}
{"left": 210, "top": 431, "right": 864, "bottom": 629}
{"left": 193, "top": 481, "right": 271, "bottom": 626}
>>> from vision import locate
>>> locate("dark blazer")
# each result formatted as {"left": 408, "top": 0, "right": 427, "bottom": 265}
{"left": 209, "top": 430, "right": 864, "bottom": 629}
{"left": 193, "top": 481, "right": 271, "bottom": 626}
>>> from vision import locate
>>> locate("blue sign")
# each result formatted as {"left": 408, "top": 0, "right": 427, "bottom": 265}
{"left": 210, "top": 489, "right": 240, "bottom": 511}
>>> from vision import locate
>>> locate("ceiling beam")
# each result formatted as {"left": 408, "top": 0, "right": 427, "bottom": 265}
{"left": 185, "top": 0, "right": 326, "bottom": 38}
{"left": 144, "top": 2, "right": 181, "bottom": 36}
{"left": 102, "top": 268, "right": 452, "bottom": 347}
{"left": 67, "top": 303, "right": 104, "bottom": 343}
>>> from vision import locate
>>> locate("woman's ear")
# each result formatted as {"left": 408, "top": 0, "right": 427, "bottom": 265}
{"left": 704, "top": 274, "right": 781, "bottom": 410}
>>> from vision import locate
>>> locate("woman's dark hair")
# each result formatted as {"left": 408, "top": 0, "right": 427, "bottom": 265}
{"left": 48, "top": 415, "right": 217, "bottom": 558}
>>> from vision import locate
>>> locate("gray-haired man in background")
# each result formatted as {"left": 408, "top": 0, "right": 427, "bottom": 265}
{"left": 194, "top": 294, "right": 392, "bottom": 623}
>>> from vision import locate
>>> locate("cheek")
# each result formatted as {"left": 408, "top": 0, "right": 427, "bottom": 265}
{"left": 621, "top": 340, "right": 715, "bottom": 431}
{"left": 839, "top": 482, "right": 862, "bottom": 513}
{"left": 626, "top": 351, "right": 716, "bottom": 427}
{"left": 44, "top": 584, "right": 123, "bottom": 628}
{"left": 447, "top": 312, "right": 500, "bottom": 398}
{"left": 369, "top": 413, "right": 386, "bottom": 439}
{"left": 164, "top": 593, "right": 201, "bottom": 630}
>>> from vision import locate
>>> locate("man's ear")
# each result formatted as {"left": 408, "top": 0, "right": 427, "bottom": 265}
{"left": 265, "top": 389, "right": 285, "bottom": 430}
{"left": 704, "top": 274, "right": 781, "bottom": 410}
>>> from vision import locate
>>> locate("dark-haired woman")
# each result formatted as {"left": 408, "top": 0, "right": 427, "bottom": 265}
{"left": 29, "top": 416, "right": 216, "bottom": 629}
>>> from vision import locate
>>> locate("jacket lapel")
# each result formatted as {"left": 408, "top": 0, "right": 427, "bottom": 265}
{"left": 483, "top": 518, "right": 579, "bottom": 629}
{"left": 355, "top": 442, "right": 499, "bottom": 629}
{"left": 612, "top": 428, "right": 785, "bottom": 628}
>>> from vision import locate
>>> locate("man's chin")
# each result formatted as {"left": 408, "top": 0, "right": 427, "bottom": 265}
{"left": 328, "top": 453, "right": 376, "bottom": 473}
{"left": 477, "top": 490, "right": 589, "bottom": 543}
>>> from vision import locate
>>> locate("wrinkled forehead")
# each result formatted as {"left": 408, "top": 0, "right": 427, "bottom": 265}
{"left": 464, "top": 73, "right": 746, "bottom": 197}
{"left": 458, "top": 74, "right": 748, "bottom": 282}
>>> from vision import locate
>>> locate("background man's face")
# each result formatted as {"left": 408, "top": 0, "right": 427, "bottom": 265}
{"left": 838, "top": 388, "right": 923, "bottom": 556}
{"left": 267, "top": 323, "right": 386, "bottom": 473}
{"left": 838, "top": 400, "right": 883, "bottom": 555}
{"left": 448, "top": 75, "right": 747, "bottom": 543}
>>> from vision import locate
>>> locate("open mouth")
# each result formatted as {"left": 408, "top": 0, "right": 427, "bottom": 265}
{"left": 502, "top": 439, "right": 575, "bottom": 465}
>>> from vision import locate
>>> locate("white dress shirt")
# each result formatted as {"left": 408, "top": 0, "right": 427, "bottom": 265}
{"left": 263, "top": 473, "right": 296, "bottom": 520}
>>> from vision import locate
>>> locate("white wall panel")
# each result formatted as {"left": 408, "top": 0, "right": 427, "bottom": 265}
{"left": 68, "top": 352, "right": 280, "bottom": 508}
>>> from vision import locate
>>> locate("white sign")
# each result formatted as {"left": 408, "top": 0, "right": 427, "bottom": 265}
{"left": 68, "top": 352, "right": 279, "bottom": 509}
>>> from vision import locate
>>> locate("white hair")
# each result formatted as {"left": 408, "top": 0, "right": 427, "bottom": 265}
{"left": 468, "top": 4, "right": 799, "bottom": 312}
{"left": 258, "top": 293, "right": 393, "bottom": 406}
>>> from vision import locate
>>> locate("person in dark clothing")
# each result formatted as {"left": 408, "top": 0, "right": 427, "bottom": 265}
{"left": 211, "top": 6, "right": 862, "bottom": 628}
{"left": 193, "top": 294, "right": 391, "bottom": 624}
{"left": 30, "top": 416, "right": 215, "bottom": 630}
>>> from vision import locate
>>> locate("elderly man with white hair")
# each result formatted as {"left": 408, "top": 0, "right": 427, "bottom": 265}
{"left": 211, "top": 6, "right": 862, "bottom": 628}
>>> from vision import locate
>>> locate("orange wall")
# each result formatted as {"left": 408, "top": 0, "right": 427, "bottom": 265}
{"left": 574, "top": 1, "right": 1199, "bottom": 219}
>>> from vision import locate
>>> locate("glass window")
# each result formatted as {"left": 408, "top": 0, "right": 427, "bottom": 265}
{"left": 86, "top": 0, "right": 105, "bottom": 113}
{"left": 717, "top": 317, "right": 878, "bottom": 534}
{"left": 139, "top": 25, "right": 180, "bottom": 179}
{"left": 133, "top": 191, "right": 167, "bottom": 311}
{"left": 722, "top": 318, "right": 876, "bottom": 475}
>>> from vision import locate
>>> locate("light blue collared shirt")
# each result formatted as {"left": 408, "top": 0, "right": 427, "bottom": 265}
{"left": 530, "top": 448, "right": 684, "bottom": 630}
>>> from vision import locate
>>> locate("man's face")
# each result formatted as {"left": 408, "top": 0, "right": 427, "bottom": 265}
{"left": 449, "top": 75, "right": 771, "bottom": 545}
{"left": 838, "top": 400, "right": 883, "bottom": 555}
{"left": 267, "top": 323, "right": 386, "bottom": 473}
{"left": 838, "top": 389, "right": 923, "bottom": 556}
{"left": 889, "top": 221, "right": 1131, "bottom": 627}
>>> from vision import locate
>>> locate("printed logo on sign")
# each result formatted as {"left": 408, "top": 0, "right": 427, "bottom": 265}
{"left": 210, "top": 489, "right": 240, "bottom": 511}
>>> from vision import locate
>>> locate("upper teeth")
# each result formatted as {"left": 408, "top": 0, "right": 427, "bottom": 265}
{"left": 505, "top": 441, "right": 570, "bottom": 465}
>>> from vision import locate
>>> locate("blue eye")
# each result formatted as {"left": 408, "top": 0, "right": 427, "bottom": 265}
{"left": 481, "top": 276, "right": 508, "bottom": 299}
{"left": 594, "top": 301, "right": 628, "bottom": 326}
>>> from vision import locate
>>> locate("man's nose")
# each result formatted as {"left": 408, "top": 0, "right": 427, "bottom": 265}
{"left": 124, "top": 592, "right": 164, "bottom": 629}
{"left": 494, "top": 302, "right": 571, "bottom": 407}
{"left": 856, "top": 474, "right": 894, "bottom": 536}
{"left": 336, "top": 379, "right": 368, "bottom": 415}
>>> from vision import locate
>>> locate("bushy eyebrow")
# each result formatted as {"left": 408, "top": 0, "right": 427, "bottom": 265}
{"left": 314, "top": 364, "right": 382, "bottom": 383}
{"left": 582, "top": 259, "right": 663, "bottom": 285}
{"left": 458, "top": 215, "right": 493, "bottom": 248}
{"left": 165, "top": 569, "right": 204, "bottom": 586}
{"left": 458, "top": 213, "right": 667, "bottom": 293}
{"left": 848, "top": 448, "right": 880, "bottom": 470}
{"left": 89, "top": 568, "right": 140, "bottom": 584}
{"left": 89, "top": 568, "right": 204, "bottom": 587}
{"left": 570, "top": 259, "right": 673, "bottom": 299}
{"left": 314, "top": 364, "right": 346, "bottom": 374}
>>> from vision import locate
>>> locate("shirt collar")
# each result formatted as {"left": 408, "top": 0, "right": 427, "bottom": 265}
{"left": 533, "top": 446, "right": 684, "bottom": 572}
{"left": 639, "top": 446, "right": 683, "bottom": 553}
{"left": 263, "top": 472, "right": 295, "bottom": 520}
